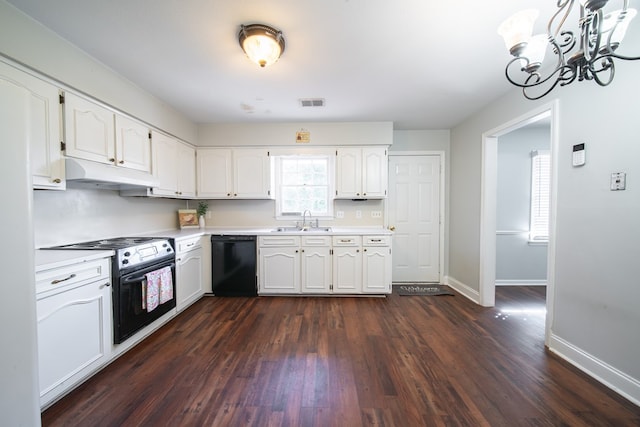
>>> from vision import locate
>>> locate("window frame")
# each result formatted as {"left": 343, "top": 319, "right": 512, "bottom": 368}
{"left": 272, "top": 153, "right": 335, "bottom": 221}
{"left": 529, "top": 150, "right": 550, "bottom": 243}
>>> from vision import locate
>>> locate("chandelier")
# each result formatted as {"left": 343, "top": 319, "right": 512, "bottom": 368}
{"left": 498, "top": 0, "right": 639, "bottom": 100}
{"left": 238, "top": 24, "right": 285, "bottom": 68}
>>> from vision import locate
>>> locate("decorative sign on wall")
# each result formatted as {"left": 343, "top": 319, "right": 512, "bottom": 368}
{"left": 295, "top": 129, "right": 310, "bottom": 143}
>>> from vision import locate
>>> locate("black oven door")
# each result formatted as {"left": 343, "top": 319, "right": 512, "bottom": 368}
{"left": 114, "top": 259, "right": 176, "bottom": 344}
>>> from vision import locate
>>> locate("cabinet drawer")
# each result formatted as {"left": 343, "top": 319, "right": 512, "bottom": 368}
{"left": 36, "top": 258, "right": 110, "bottom": 297}
{"left": 259, "top": 236, "right": 301, "bottom": 247}
{"left": 332, "top": 236, "right": 362, "bottom": 246}
{"left": 176, "top": 236, "right": 201, "bottom": 253}
{"left": 301, "top": 236, "right": 331, "bottom": 247}
{"left": 363, "top": 236, "right": 390, "bottom": 246}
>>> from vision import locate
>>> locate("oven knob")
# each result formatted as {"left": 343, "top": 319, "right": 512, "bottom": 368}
{"left": 124, "top": 251, "right": 131, "bottom": 257}
{"left": 122, "top": 259, "right": 129, "bottom": 265}
{"left": 167, "top": 248, "right": 171, "bottom": 253}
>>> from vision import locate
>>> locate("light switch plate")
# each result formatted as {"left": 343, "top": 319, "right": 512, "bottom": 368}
{"left": 610, "top": 172, "right": 626, "bottom": 190}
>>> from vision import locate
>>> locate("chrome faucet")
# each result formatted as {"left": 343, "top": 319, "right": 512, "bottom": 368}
{"left": 301, "top": 210, "right": 311, "bottom": 230}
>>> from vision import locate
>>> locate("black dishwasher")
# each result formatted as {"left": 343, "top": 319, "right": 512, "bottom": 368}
{"left": 211, "top": 235, "right": 257, "bottom": 296}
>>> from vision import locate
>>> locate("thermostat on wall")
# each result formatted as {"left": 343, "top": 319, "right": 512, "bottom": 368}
{"left": 572, "top": 143, "right": 586, "bottom": 167}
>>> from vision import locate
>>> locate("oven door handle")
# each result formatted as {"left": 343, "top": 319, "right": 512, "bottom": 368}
{"left": 120, "top": 263, "right": 175, "bottom": 285}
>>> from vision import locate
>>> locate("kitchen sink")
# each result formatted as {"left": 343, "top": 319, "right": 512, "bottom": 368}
{"left": 272, "top": 226, "right": 332, "bottom": 233}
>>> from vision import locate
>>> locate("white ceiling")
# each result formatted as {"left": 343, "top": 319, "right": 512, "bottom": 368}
{"left": 6, "top": 0, "right": 560, "bottom": 130}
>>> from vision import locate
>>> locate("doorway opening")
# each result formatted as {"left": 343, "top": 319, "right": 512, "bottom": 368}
{"left": 479, "top": 101, "right": 558, "bottom": 345}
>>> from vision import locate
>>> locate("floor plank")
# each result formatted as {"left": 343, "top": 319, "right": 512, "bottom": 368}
{"left": 42, "top": 287, "right": 640, "bottom": 426}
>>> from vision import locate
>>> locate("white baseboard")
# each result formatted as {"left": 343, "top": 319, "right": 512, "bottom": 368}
{"left": 443, "top": 276, "right": 480, "bottom": 304}
{"left": 495, "top": 280, "right": 547, "bottom": 286}
{"left": 548, "top": 333, "right": 640, "bottom": 407}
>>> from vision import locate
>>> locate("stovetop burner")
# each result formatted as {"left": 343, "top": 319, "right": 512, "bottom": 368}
{"left": 51, "top": 236, "right": 161, "bottom": 250}
{"left": 45, "top": 236, "right": 175, "bottom": 270}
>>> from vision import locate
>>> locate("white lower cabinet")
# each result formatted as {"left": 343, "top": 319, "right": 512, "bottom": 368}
{"left": 175, "top": 236, "right": 205, "bottom": 312}
{"left": 259, "top": 233, "right": 391, "bottom": 295}
{"left": 332, "top": 236, "right": 363, "bottom": 294}
{"left": 259, "top": 236, "right": 301, "bottom": 294}
{"left": 36, "top": 257, "right": 112, "bottom": 408}
{"left": 300, "top": 236, "right": 332, "bottom": 294}
{"left": 362, "top": 236, "right": 392, "bottom": 294}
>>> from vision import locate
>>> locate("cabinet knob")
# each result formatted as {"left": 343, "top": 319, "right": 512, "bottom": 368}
{"left": 118, "top": 160, "right": 124, "bottom": 164}
{"left": 363, "top": 193, "right": 367, "bottom": 196}
{"left": 234, "top": 193, "right": 237, "bottom": 196}
{"left": 389, "top": 226, "right": 396, "bottom": 231}
{"left": 109, "top": 158, "right": 115, "bottom": 163}
{"left": 227, "top": 193, "right": 231, "bottom": 197}
{"left": 364, "top": 249, "right": 367, "bottom": 252}
{"left": 356, "top": 193, "right": 360, "bottom": 196}
{"left": 52, "top": 178, "right": 61, "bottom": 184}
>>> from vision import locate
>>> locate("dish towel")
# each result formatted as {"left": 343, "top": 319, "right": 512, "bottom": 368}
{"left": 145, "top": 275, "right": 159, "bottom": 312}
{"left": 145, "top": 266, "right": 173, "bottom": 312}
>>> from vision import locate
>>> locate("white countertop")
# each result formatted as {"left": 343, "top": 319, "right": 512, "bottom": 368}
{"left": 35, "top": 249, "right": 115, "bottom": 272}
{"left": 172, "top": 226, "right": 391, "bottom": 237}
{"left": 36, "top": 227, "right": 392, "bottom": 269}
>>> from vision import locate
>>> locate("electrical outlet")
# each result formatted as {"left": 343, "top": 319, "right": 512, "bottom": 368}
{"left": 610, "top": 172, "right": 626, "bottom": 190}
{"left": 356, "top": 210, "right": 362, "bottom": 219}
{"left": 371, "top": 211, "right": 382, "bottom": 218}
{"left": 336, "top": 211, "right": 344, "bottom": 219}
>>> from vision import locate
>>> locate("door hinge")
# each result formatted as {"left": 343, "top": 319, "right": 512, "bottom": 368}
{"left": 58, "top": 93, "right": 65, "bottom": 105}
{"left": 336, "top": 150, "right": 338, "bottom": 156}
{"left": 267, "top": 190, "right": 271, "bottom": 196}
{"left": 148, "top": 132, "right": 152, "bottom": 140}
{"left": 60, "top": 141, "right": 66, "bottom": 151}
{"left": 267, "top": 151, "right": 270, "bottom": 156}
{"left": 330, "top": 249, "right": 333, "bottom": 255}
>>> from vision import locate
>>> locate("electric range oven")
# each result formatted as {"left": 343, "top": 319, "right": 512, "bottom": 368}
{"left": 46, "top": 237, "right": 176, "bottom": 344}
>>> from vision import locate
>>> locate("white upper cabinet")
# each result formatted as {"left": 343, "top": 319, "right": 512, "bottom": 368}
{"left": 336, "top": 146, "right": 388, "bottom": 199}
{"left": 64, "top": 92, "right": 151, "bottom": 173}
{"left": 150, "top": 130, "right": 195, "bottom": 198}
{"left": 64, "top": 92, "right": 115, "bottom": 165}
{"left": 197, "top": 148, "right": 271, "bottom": 199}
{"left": 0, "top": 61, "right": 65, "bottom": 190}
{"left": 114, "top": 115, "right": 151, "bottom": 173}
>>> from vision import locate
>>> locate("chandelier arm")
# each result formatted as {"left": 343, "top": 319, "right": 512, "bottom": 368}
{"left": 549, "top": 0, "right": 576, "bottom": 39}
{"left": 590, "top": 56, "right": 616, "bottom": 86}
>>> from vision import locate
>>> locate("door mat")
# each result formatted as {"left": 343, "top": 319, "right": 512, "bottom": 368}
{"left": 394, "top": 284, "right": 455, "bottom": 296}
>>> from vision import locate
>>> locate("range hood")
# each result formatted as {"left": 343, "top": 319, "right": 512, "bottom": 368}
{"left": 65, "top": 157, "right": 159, "bottom": 190}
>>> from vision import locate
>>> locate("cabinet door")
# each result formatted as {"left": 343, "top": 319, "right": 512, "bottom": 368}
{"left": 177, "top": 142, "right": 196, "bottom": 198}
{"left": 37, "top": 280, "right": 111, "bottom": 407}
{"left": 114, "top": 114, "right": 151, "bottom": 173}
{"left": 234, "top": 149, "right": 271, "bottom": 198}
{"left": 332, "top": 247, "right": 362, "bottom": 293}
{"left": 301, "top": 246, "right": 332, "bottom": 293}
{"left": 335, "top": 148, "right": 362, "bottom": 198}
{"left": 176, "top": 247, "right": 204, "bottom": 312}
{"left": 150, "top": 130, "right": 178, "bottom": 196}
{"left": 197, "top": 148, "right": 233, "bottom": 198}
{"left": 259, "top": 247, "right": 300, "bottom": 294}
{"left": 0, "top": 62, "right": 64, "bottom": 189}
{"left": 64, "top": 92, "right": 115, "bottom": 165}
{"left": 362, "top": 246, "right": 392, "bottom": 293}
{"left": 362, "top": 147, "right": 387, "bottom": 198}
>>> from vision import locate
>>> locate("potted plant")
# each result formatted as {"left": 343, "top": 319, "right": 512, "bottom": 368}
{"left": 196, "top": 201, "right": 208, "bottom": 228}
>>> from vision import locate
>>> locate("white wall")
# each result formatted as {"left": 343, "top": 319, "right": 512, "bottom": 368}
{"left": 33, "top": 188, "right": 190, "bottom": 248}
{"left": 496, "top": 126, "right": 549, "bottom": 283}
{"left": 198, "top": 122, "right": 392, "bottom": 147}
{"left": 449, "top": 29, "right": 640, "bottom": 402}
{"left": 0, "top": 69, "right": 41, "bottom": 426}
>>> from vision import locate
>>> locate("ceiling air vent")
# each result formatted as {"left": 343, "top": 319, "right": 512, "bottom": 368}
{"left": 299, "top": 98, "right": 325, "bottom": 108}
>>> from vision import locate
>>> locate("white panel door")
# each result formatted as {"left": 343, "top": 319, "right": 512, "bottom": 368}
{"left": 388, "top": 155, "right": 441, "bottom": 283}
{"left": 64, "top": 92, "right": 115, "bottom": 165}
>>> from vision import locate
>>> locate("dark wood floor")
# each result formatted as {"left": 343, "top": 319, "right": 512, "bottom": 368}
{"left": 42, "top": 286, "right": 640, "bottom": 426}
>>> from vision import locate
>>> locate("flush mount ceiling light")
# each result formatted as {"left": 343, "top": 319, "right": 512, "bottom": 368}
{"left": 238, "top": 23, "right": 285, "bottom": 68}
{"left": 498, "top": 0, "right": 639, "bottom": 100}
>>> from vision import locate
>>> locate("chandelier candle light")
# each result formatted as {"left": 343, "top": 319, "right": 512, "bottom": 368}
{"left": 498, "top": 0, "right": 639, "bottom": 99}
